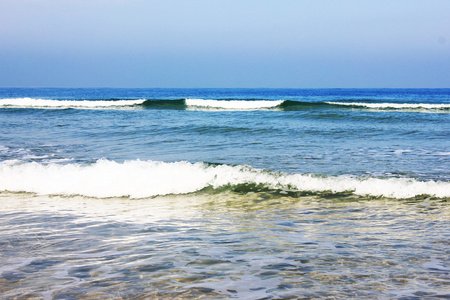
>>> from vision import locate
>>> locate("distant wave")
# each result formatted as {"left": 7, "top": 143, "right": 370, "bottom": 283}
{"left": 0, "top": 98, "right": 146, "bottom": 108}
{"left": 1, "top": 98, "right": 449, "bottom": 112}
{"left": 325, "top": 101, "right": 450, "bottom": 111}
{"left": 142, "top": 98, "right": 284, "bottom": 110}
{"left": 144, "top": 99, "right": 450, "bottom": 112}
{"left": 186, "top": 99, "right": 284, "bottom": 110}
{"left": 0, "top": 159, "right": 448, "bottom": 199}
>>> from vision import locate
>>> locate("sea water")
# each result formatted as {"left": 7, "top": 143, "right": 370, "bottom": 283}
{"left": 0, "top": 88, "right": 449, "bottom": 299}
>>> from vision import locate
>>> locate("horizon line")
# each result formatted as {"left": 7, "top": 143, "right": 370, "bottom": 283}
{"left": 1, "top": 87, "right": 449, "bottom": 90}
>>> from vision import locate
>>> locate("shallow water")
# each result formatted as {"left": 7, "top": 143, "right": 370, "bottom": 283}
{"left": 1, "top": 192, "right": 449, "bottom": 299}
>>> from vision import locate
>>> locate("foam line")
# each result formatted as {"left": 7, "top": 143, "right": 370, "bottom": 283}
{"left": 185, "top": 99, "right": 284, "bottom": 110}
{"left": 0, "top": 160, "right": 448, "bottom": 199}
{"left": 326, "top": 102, "right": 450, "bottom": 110}
{"left": 0, "top": 98, "right": 146, "bottom": 108}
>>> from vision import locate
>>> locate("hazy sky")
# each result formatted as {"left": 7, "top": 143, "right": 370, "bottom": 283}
{"left": 1, "top": 0, "right": 449, "bottom": 88}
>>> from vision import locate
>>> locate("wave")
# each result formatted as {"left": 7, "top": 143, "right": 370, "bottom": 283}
{"left": 1, "top": 98, "right": 448, "bottom": 112}
{"left": 325, "top": 101, "right": 450, "bottom": 111}
{"left": 0, "top": 98, "right": 146, "bottom": 109}
{"left": 0, "top": 160, "right": 448, "bottom": 199}
{"left": 142, "top": 99, "right": 284, "bottom": 110}
{"left": 0, "top": 98, "right": 282, "bottom": 111}
{"left": 185, "top": 99, "right": 284, "bottom": 110}
{"left": 144, "top": 99, "right": 450, "bottom": 112}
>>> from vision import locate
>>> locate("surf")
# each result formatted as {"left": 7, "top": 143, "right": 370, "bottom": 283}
{"left": 2, "top": 97, "right": 448, "bottom": 113}
{"left": 1, "top": 159, "right": 448, "bottom": 199}
{"left": 185, "top": 99, "right": 284, "bottom": 110}
{"left": 325, "top": 101, "right": 450, "bottom": 112}
{"left": 0, "top": 98, "right": 147, "bottom": 109}
{"left": 142, "top": 98, "right": 285, "bottom": 110}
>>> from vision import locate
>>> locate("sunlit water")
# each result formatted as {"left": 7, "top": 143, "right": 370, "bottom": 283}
{"left": 1, "top": 192, "right": 449, "bottom": 299}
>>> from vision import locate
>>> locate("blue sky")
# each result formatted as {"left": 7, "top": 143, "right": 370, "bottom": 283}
{"left": 1, "top": 0, "right": 449, "bottom": 88}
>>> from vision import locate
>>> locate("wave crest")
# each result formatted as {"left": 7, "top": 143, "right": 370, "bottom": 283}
{"left": 325, "top": 101, "right": 450, "bottom": 111}
{"left": 185, "top": 99, "right": 284, "bottom": 110}
{"left": 2, "top": 98, "right": 448, "bottom": 112}
{"left": 0, "top": 160, "right": 448, "bottom": 199}
{"left": 0, "top": 98, "right": 146, "bottom": 108}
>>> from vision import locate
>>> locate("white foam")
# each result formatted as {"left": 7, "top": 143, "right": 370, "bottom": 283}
{"left": 185, "top": 99, "right": 284, "bottom": 110}
{"left": 0, "top": 98, "right": 146, "bottom": 109}
{"left": 326, "top": 101, "right": 450, "bottom": 110}
{"left": 0, "top": 160, "right": 448, "bottom": 199}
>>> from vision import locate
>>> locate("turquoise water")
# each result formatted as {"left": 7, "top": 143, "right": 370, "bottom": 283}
{"left": 0, "top": 88, "right": 449, "bottom": 298}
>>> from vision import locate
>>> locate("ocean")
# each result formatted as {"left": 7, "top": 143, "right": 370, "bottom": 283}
{"left": 0, "top": 88, "right": 449, "bottom": 299}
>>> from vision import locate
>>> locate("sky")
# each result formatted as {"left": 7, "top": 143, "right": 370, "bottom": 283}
{"left": 0, "top": 0, "right": 449, "bottom": 88}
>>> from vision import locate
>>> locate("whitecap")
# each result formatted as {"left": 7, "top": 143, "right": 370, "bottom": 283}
{"left": 185, "top": 99, "right": 284, "bottom": 110}
{"left": 0, "top": 159, "right": 449, "bottom": 199}
{"left": 0, "top": 98, "right": 146, "bottom": 109}
{"left": 326, "top": 101, "right": 450, "bottom": 111}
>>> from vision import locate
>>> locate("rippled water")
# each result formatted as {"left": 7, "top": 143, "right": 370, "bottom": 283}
{"left": 1, "top": 192, "right": 449, "bottom": 299}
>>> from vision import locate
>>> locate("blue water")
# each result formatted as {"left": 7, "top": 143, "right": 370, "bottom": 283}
{"left": 1, "top": 88, "right": 449, "bottom": 298}
{"left": 1, "top": 88, "right": 449, "bottom": 181}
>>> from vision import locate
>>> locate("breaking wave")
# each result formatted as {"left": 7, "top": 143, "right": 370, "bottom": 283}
{"left": 1, "top": 98, "right": 449, "bottom": 112}
{"left": 0, "top": 160, "right": 448, "bottom": 199}
{"left": 185, "top": 99, "right": 284, "bottom": 110}
{"left": 142, "top": 99, "right": 284, "bottom": 110}
{"left": 325, "top": 101, "right": 450, "bottom": 111}
{"left": 0, "top": 98, "right": 146, "bottom": 109}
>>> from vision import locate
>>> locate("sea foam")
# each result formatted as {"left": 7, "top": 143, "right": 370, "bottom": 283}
{"left": 0, "top": 160, "right": 448, "bottom": 199}
{"left": 185, "top": 99, "right": 284, "bottom": 110}
{"left": 0, "top": 98, "right": 146, "bottom": 108}
{"left": 326, "top": 101, "right": 450, "bottom": 110}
